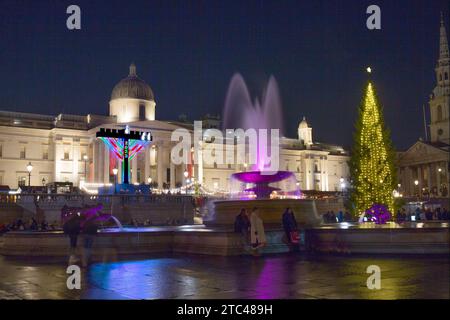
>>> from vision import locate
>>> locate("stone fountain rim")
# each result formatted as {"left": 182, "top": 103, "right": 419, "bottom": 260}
{"left": 213, "top": 198, "right": 315, "bottom": 204}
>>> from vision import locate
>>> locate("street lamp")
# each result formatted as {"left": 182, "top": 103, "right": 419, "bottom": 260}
{"left": 42, "top": 178, "right": 46, "bottom": 186}
{"left": 183, "top": 170, "right": 189, "bottom": 185}
{"left": 26, "top": 162, "right": 33, "bottom": 186}
{"left": 112, "top": 168, "right": 118, "bottom": 194}
{"left": 339, "top": 177, "right": 345, "bottom": 192}
{"left": 83, "top": 155, "right": 88, "bottom": 180}
{"left": 414, "top": 180, "right": 419, "bottom": 198}
{"left": 147, "top": 177, "right": 152, "bottom": 186}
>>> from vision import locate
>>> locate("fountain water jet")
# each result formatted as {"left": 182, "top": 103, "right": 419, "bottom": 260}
{"left": 206, "top": 74, "right": 319, "bottom": 227}
{"left": 222, "top": 73, "right": 300, "bottom": 199}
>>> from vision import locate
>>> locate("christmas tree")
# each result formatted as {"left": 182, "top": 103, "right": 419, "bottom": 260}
{"left": 349, "top": 79, "right": 396, "bottom": 216}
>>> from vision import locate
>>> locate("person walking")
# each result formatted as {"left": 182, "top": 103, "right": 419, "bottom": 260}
{"left": 63, "top": 213, "right": 82, "bottom": 265}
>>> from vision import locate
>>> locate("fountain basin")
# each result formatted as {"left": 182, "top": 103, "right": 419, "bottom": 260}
{"left": 1, "top": 222, "right": 448, "bottom": 258}
{"left": 231, "top": 171, "right": 299, "bottom": 199}
{"left": 205, "top": 198, "right": 321, "bottom": 228}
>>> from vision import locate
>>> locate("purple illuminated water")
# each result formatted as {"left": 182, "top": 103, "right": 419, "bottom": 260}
{"left": 223, "top": 73, "right": 283, "bottom": 172}
{"left": 223, "top": 74, "right": 301, "bottom": 199}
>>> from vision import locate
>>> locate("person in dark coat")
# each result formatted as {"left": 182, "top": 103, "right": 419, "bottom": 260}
{"left": 63, "top": 213, "right": 82, "bottom": 264}
{"left": 282, "top": 207, "right": 298, "bottom": 243}
{"left": 234, "top": 208, "right": 250, "bottom": 235}
{"left": 234, "top": 208, "right": 251, "bottom": 250}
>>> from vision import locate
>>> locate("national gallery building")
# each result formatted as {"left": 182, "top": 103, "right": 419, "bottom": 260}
{"left": 0, "top": 64, "right": 349, "bottom": 193}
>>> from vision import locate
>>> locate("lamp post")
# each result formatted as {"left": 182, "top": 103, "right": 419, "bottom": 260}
{"left": 26, "top": 162, "right": 33, "bottom": 187}
{"left": 83, "top": 155, "right": 88, "bottom": 181}
{"left": 113, "top": 168, "right": 118, "bottom": 194}
{"left": 184, "top": 170, "right": 189, "bottom": 185}
{"left": 414, "top": 180, "right": 419, "bottom": 199}
{"left": 339, "top": 177, "right": 346, "bottom": 193}
{"left": 42, "top": 178, "right": 46, "bottom": 186}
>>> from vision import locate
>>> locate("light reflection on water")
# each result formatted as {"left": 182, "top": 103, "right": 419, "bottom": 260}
{"left": 80, "top": 254, "right": 449, "bottom": 299}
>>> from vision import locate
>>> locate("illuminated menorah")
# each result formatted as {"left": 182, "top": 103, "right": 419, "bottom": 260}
{"left": 96, "top": 125, "right": 152, "bottom": 184}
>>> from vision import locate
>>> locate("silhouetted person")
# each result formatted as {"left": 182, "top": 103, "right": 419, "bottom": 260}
{"left": 234, "top": 208, "right": 250, "bottom": 250}
{"left": 330, "top": 211, "right": 336, "bottom": 223}
{"left": 63, "top": 213, "right": 82, "bottom": 265}
{"left": 344, "top": 211, "right": 352, "bottom": 222}
{"left": 282, "top": 207, "right": 298, "bottom": 244}
{"left": 234, "top": 208, "right": 250, "bottom": 235}
{"left": 337, "top": 210, "right": 344, "bottom": 223}
{"left": 81, "top": 217, "right": 99, "bottom": 267}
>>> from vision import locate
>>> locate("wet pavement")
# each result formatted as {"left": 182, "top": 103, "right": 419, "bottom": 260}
{"left": 0, "top": 253, "right": 448, "bottom": 299}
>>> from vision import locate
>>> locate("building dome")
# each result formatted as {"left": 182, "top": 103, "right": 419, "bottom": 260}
{"left": 299, "top": 116, "right": 309, "bottom": 129}
{"left": 111, "top": 64, "right": 154, "bottom": 101}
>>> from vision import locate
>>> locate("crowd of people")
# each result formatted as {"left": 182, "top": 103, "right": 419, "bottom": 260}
{"left": 0, "top": 218, "right": 58, "bottom": 234}
{"left": 395, "top": 207, "right": 450, "bottom": 222}
{"left": 321, "top": 207, "right": 450, "bottom": 223}
{"left": 322, "top": 210, "right": 353, "bottom": 223}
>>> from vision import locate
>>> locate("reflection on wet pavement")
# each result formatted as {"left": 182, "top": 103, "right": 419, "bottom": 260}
{"left": 0, "top": 254, "right": 448, "bottom": 299}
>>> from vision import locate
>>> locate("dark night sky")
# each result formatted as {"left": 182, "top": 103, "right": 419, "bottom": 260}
{"left": 0, "top": 0, "right": 448, "bottom": 150}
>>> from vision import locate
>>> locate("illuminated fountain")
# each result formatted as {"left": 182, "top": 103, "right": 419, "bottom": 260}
{"left": 206, "top": 74, "right": 320, "bottom": 227}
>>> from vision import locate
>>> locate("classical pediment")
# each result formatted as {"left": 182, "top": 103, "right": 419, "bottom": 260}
{"left": 398, "top": 140, "right": 449, "bottom": 166}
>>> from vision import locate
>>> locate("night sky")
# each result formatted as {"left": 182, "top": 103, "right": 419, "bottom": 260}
{"left": 0, "top": 0, "right": 448, "bottom": 150}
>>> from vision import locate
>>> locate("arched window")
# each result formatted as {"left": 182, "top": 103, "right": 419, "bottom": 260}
{"left": 439, "top": 74, "right": 443, "bottom": 81}
{"left": 445, "top": 72, "right": 449, "bottom": 80}
{"left": 437, "top": 105, "right": 443, "bottom": 121}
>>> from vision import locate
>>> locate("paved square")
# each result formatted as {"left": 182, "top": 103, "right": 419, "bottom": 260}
{"left": 0, "top": 254, "right": 448, "bottom": 299}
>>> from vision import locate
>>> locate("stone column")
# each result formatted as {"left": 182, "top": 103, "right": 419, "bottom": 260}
{"left": 131, "top": 156, "right": 138, "bottom": 184}
{"left": 197, "top": 142, "right": 204, "bottom": 185}
{"left": 117, "top": 158, "right": 122, "bottom": 184}
{"left": 437, "top": 162, "right": 441, "bottom": 196}
{"left": 302, "top": 157, "right": 309, "bottom": 190}
{"left": 427, "top": 163, "right": 432, "bottom": 193}
{"left": 91, "top": 140, "right": 98, "bottom": 182}
{"left": 103, "top": 143, "right": 110, "bottom": 184}
{"left": 144, "top": 146, "right": 150, "bottom": 184}
{"left": 157, "top": 143, "right": 164, "bottom": 189}
{"left": 170, "top": 161, "right": 175, "bottom": 189}
{"left": 95, "top": 141, "right": 104, "bottom": 183}
{"left": 320, "top": 157, "right": 326, "bottom": 191}
{"left": 53, "top": 139, "right": 63, "bottom": 182}
{"left": 405, "top": 166, "right": 411, "bottom": 196}
{"left": 309, "top": 157, "right": 315, "bottom": 190}
{"left": 72, "top": 140, "right": 80, "bottom": 185}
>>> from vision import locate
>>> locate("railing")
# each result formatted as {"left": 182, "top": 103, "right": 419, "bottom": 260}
{"left": 1, "top": 193, "right": 195, "bottom": 205}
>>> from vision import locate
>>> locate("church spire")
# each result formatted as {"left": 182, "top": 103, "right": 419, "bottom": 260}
{"left": 439, "top": 12, "right": 449, "bottom": 65}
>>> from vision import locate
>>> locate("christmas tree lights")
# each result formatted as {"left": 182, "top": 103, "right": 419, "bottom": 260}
{"left": 349, "top": 81, "right": 396, "bottom": 217}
